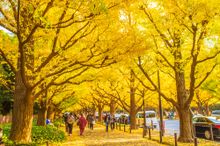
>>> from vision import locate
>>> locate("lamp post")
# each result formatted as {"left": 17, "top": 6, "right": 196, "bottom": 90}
{"left": 158, "top": 70, "right": 163, "bottom": 143}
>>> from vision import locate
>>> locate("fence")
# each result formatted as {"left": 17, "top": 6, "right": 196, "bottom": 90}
{"left": 115, "top": 122, "right": 131, "bottom": 133}
{"left": 98, "top": 121, "right": 217, "bottom": 146}
{"left": 109, "top": 121, "right": 200, "bottom": 146}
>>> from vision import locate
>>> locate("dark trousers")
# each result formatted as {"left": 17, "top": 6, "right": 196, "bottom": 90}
{"left": 90, "top": 123, "right": 94, "bottom": 130}
{"left": 65, "top": 123, "right": 69, "bottom": 132}
{"left": 68, "top": 124, "right": 73, "bottom": 134}
{"left": 106, "top": 123, "right": 109, "bottom": 132}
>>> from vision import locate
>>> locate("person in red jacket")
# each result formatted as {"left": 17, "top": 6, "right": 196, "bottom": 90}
{"left": 78, "top": 113, "right": 87, "bottom": 136}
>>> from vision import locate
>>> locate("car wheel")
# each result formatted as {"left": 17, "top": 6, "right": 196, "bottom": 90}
{"left": 204, "top": 130, "right": 211, "bottom": 140}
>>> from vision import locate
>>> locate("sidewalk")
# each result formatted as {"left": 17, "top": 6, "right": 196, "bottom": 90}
{"left": 62, "top": 124, "right": 163, "bottom": 146}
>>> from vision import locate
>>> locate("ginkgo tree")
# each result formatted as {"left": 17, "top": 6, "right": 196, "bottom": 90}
{"left": 136, "top": 0, "right": 220, "bottom": 142}
{"left": 88, "top": 62, "right": 155, "bottom": 129}
{"left": 0, "top": 0, "right": 124, "bottom": 143}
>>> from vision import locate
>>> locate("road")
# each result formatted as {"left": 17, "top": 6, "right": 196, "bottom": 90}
{"left": 162, "top": 119, "right": 220, "bottom": 143}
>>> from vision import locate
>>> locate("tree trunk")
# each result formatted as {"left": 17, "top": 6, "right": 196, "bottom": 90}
{"left": 9, "top": 73, "right": 34, "bottom": 143}
{"left": 98, "top": 105, "right": 103, "bottom": 122}
{"left": 197, "top": 102, "right": 204, "bottom": 115}
{"left": 130, "top": 69, "right": 137, "bottom": 129}
{"left": 178, "top": 108, "right": 193, "bottom": 142}
{"left": 174, "top": 46, "right": 193, "bottom": 142}
{"left": 37, "top": 107, "right": 47, "bottom": 126}
{"left": 205, "top": 103, "right": 210, "bottom": 116}
{"left": 47, "top": 105, "right": 55, "bottom": 122}
{"left": 110, "top": 101, "right": 116, "bottom": 115}
{"left": 130, "top": 107, "right": 136, "bottom": 129}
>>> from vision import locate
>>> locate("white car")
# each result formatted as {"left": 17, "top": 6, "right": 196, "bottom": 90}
{"left": 136, "top": 111, "right": 158, "bottom": 128}
{"left": 211, "top": 110, "right": 220, "bottom": 119}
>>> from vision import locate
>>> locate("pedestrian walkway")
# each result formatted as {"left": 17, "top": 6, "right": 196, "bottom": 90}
{"left": 62, "top": 124, "right": 163, "bottom": 146}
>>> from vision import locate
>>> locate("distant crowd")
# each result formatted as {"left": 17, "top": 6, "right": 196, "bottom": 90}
{"left": 62, "top": 112, "right": 118, "bottom": 136}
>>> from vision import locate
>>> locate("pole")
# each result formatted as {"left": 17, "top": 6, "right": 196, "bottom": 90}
{"left": 143, "top": 94, "right": 147, "bottom": 138}
{"left": 194, "top": 137, "right": 197, "bottom": 146}
{"left": 148, "top": 127, "right": 151, "bottom": 140}
{"left": 174, "top": 133, "right": 178, "bottom": 146}
{"left": 158, "top": 70, "right": 163, "bottom": 143}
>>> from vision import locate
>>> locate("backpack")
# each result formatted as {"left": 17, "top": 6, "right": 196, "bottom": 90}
{"left": 67, "top": 115, "right": 74, "bottom": 124}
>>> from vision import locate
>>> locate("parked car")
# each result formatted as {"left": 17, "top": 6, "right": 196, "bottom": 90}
{"left": 193, "top": 116, "right": 220, "bottom": 139}
{"left": 211, "top": 110, "right": 220, "bottom": 119}
{"left": 136, "top": 111, "right": 158, "bottom": 128}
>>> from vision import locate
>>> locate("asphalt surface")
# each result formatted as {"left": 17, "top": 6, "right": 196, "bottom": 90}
{"left": 162, "top": 119, "right": 220, "bottom": 143}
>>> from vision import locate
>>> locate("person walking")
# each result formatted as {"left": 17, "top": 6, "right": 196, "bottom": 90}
{"left": 63, "top": 112, "right": 69, "bottom": 133}
{"left": 110, "top": 115, "right": 115, "bottom": 130}
{"left": 67, "top": 113, "right": 75, "bottom": 136}
{"left": 78, "top": 113, "right": 87, "bottom": 136}
{"left": 89, "top": 114, "right": 95, "bottom": 130}
{"left": 104, "top": 114, "right": 110, "bottom": 132}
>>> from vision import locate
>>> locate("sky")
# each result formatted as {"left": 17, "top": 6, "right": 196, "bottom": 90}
{"left": 0, "top": 26, "right": 14, "bottom": 36}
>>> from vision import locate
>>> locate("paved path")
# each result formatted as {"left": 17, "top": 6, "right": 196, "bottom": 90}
{"left": 62, "top": 125, "right": 163, "bottom": 146}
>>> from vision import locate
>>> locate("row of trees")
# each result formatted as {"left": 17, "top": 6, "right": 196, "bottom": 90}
{"left": 0, "top": 0, "right": 220, "bottom": 144}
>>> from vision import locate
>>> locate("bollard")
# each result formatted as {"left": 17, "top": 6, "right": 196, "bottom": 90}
{"left": 119, "top": 123, "right": 121, "bottom": 131}
{"left": 46, "top": 141, "right": 49, "bottom": 146}
{"left": 174, "top": 133, "right": 177, "bottom": 146}
{"left": 143, "top": 126, "right": 147, "bottom": 138}
{"left": 124, "top": 124, "right": 126, "bottom": 132}
{"left": 148, "top": 127, "right": 151, "bottom": 140}
{"left": 193, "top": 124, "right": 196, "bottom": 138}
{"left": 130, "top": 126, "right": 131, "bottom": 133}
{"left": 194, "top": 137, "right": 197, "bottom": 146}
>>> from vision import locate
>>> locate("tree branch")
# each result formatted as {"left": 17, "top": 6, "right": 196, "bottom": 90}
{"left": 197, "top": 50, "right": 220, "bottom": 64}
{"left": 195, "top": 63, "right": 217, "bottom": 89}
{"left": 137, "top": 56, "right": 179, "bottom": 108}
{"left": 0, "top": 49, "right": 16, "bottom": 73}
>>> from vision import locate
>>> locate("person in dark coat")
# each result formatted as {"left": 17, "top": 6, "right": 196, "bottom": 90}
{"left": 88, "top": 114, "right": 95, "bottom": 130}
{"left": 104, "top": 114, "right": 110, "bottom": 132}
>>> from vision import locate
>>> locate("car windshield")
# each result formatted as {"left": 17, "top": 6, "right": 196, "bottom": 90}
{"left": 146, "top": 113, "right": 156, "bottom": 118}
{"left": 212, "top": 110, "right": 220, "bottom": 114}
{"left": 137, "top": 113, "right": 156, "bottom": 118}
{"left": 208, "top": 118, "right": 220, "bottom": 123}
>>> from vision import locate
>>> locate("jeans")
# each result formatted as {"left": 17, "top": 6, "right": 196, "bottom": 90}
{"left": 106, "top": 122, "right": 109, "bottom": 132}
{"left": 68, "top": 124, "right": 73, "bottom": 134}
